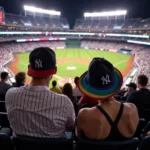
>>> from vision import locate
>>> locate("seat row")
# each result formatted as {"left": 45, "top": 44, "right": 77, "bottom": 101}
{"left": 0, "top": 134, "right": 150, "bottom": 150}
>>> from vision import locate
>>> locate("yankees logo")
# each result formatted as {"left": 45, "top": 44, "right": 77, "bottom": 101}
{"left": 101, "top": 75, "right": 111, "bottom": 85}
{"left": 35, "top": 59, "right": 43, "bottom": 68}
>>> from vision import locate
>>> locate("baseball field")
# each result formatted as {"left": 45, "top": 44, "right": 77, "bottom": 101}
{"left": 9, "top": 48, "right": 133, "bottom": 87}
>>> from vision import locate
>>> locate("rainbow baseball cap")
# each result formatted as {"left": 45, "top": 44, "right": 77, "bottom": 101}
{"left": 78, "top": 57, "right": 123, "bottom": 100}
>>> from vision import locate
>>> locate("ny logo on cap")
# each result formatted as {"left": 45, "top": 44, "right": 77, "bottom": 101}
{"left": 101, "top": 75, "right": 111, "bottom": 85}
{"left": 35, "top": 59, "right": 43, "bottom": 68}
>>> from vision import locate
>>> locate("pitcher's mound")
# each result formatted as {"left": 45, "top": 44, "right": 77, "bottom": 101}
{"left": 67, "top": 64, "right": 76, "bottom": 70}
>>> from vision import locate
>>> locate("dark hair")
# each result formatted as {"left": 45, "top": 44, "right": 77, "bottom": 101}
{"left": 63, "top": 83, "right": 73, "bottom": 100}
{"left": 138, "top": 75, "right": 149, "bottom": 87}
{"left": 74, "top": 77, "right": 79, "bottom": 85}
{"left": 15, "top": 72, "right": 26, "bottom": 84}
{"left": 52, "top": 80, "right": 57, "bottom": 87}
{"left": 1, "top": 72, "right": 9, "bottom": 80}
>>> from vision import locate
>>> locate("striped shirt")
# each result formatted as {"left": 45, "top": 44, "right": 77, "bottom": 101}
{"left": 5, "top": 84, "right": 75, "bottom": 138}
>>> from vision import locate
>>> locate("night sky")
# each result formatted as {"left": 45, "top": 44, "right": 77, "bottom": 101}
{"left": 0, "top": 0, "right": 150, "bottom": 28}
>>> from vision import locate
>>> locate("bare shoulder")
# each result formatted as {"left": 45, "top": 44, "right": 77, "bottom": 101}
{"left": 124, "top": 102, "right": 137, "bottom": 109}
{"left": 123, "top": 103, "right": 138, "bottom": 115}
{"left": 78, "top": 107, "right": 93, "bottom": 118}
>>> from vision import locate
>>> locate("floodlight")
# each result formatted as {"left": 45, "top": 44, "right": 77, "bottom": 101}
{"left": 84, "top": 10, "right": 127, "bottom": 17}
{"left": 24, "top": 5, "right": 61, "bottom": 16}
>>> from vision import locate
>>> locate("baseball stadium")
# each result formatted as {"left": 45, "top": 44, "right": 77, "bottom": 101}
{"left": 0, "top": 2, "right": 150, "bottom": 150}
{"left": 9, "top": 47, "right": 132, "bottom": 87}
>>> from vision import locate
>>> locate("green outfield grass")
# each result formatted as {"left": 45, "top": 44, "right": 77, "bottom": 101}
{"left": 16, "top": 48, "right": 130, "bottom": 87}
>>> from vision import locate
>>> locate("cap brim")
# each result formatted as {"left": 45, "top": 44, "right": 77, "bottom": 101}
{"left": 28, "top": 65, "right": 56, "bottom": 78}
{"left": 78, "top": 68, "right": 123, "bottom": 100}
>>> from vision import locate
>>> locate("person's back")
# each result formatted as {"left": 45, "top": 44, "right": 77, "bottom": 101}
{"left": 127, "top": 75, "right": 150, "bottom": 109}
{"left": 6, "top": 47, "right": 75, "bottom": 138}
{"left": 0, "top": 72, "right": 11, "bottom": 100}
{"left": 63, "top": 83, "right": 78, "bottom": 116}
{"left": 77, "top": 57, "right": 139, "bottom": 140}
{"left": 73, "top": 77, "right": 83, "bottom": 97}
{"left": 50, "top": 80, "right": 62, "bottom": 94}
{"left": 6, "top": 85, "right": 74, "bottom": 138}
{"left": 77, "top": 100, "right": 138, "bottom": 140}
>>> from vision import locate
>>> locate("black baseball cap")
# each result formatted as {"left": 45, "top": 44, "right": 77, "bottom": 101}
{"left": 28, "top": 47, "right": 57, "bottom": 78}
{"left": 126, "top": 83, "right": 137, "bottom": 90}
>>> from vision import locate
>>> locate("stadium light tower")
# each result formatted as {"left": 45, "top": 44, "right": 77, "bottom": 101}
{"left": 84, "top": 10, "right": 127, "bottom": 19}
{"left": 24, "top": 5, "right": 61, "bottom": 16}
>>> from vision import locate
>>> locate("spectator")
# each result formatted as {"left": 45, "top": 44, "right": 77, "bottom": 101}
{"left": 114, "top": 88, "right": 126, "bottom": 101}
{"left": 50, "top": 80, "right": 62, "bottom": 94}
{"left": 77, "top": 58, "right": 139, "bottom": 140}
{"left": 63, "top": 83, "right": 78, "bottom": 115}
{"left": 127, "top": 75, "right": 150, "bottom": 109}
{"left": 121, "top": 83, "right": 137, "bottom": 101}
{"left": 0, "top": 71, "right": 11, "bottom": 100}
{"left": 6, "top": 47, "right": 75, "bottom": 138}
{"left": 73, "top": 77, "right": 83, "bottom": 98}
{"left": 11, "top": 72, "right": 26, "bottom": 88}
{"left": 78, "top": 95, "right": 99, "bottom": 108}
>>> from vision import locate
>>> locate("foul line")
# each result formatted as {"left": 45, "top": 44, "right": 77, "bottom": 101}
{"left": 114, "top": 60, "right": 127, "bottom": 67}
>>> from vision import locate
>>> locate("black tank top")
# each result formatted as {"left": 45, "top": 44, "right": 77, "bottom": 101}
{"left": 96, "top": 103, "right": 128, "bottom": 141}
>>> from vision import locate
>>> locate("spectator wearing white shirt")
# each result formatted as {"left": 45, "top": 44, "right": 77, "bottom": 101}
{"left": 73, "top": 77, "right": 83, "bottom": 98}
{"left": 6, "top": 47, "right": 75, "bottom": 138}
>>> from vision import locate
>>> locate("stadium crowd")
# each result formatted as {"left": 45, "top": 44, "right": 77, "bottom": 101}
{"left": 81, "top": 40, "right": 150, "bottom": 79}
{"left": 0, "top": 41, "right": 66, "bottom": 67}
{"left": 0, "top": 47, "right": 149, "bottom": 150}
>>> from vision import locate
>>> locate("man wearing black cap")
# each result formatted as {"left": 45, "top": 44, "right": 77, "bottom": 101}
{"left": 5, "top": 47, "right": 75, "bottom": 138}
{"left": 127, "top": 75, "right": 150, "bottom": 109}
{"left": 121, "top": 83, "right": 137, "bottom": 101}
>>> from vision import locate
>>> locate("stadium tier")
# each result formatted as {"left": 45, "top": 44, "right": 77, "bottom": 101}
{"left": 74, "top": 18, "right": 150, "bottom": 31}
{"left": 2, "top": 13, "right": 69, "bottom": 30}
{"left": 1, "top": 13, "right": 150, "bottom": 31}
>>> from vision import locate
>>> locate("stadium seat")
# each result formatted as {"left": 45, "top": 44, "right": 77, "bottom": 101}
{"left": 134, "top": 118, "right": 146, "bottom": 137}
{"left": 0, "top": 112, "right": 10, "bottom": 128}
{"left": 0, "top": 101, "right": 6, "bottom": 112}
{"left": 138, "top": 109, "right": 150, "bottom": 122}
{"left": 138, "top": 136, "right": 150, "bottom": 150}
{"left": 12, "top": 135, "right": 73, "bottom": 150}
{"left": 75, "top": 138, "right": 139, "bottom": 150}
{"left": 0, "top": 94, "right": 6, "bottom": 101}
{"left": 142, "top": 121, "right": 150, "bottom": 133}
{"left": 0, "top": 133, "right": 14, "bottom": 150}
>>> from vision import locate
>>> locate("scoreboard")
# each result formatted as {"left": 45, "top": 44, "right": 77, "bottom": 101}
{"left": 0, "top": 6, "right": 4, "bottom": 24}
{"left": 0, "top": 12, "right": 3, "bottom": 23}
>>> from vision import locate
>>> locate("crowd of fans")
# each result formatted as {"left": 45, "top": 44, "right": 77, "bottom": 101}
{"left": 81, "top": 40, "right": 150, "bottom": 79}
{"left": 135, "top": 49, "right": 150, "bottom": 78}
{"left": 0, "top": 41, "right": 66, "bottom": 67}
{"left": 0, "top": 47, "right": 149, "bottom": 149}
{"left": 0, "top": 40, "right": 150, "bottom": 83}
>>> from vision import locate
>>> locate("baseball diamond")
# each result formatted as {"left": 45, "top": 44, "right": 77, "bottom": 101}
{"left": 8, "top": 48, "right": 133, "bottom": 87}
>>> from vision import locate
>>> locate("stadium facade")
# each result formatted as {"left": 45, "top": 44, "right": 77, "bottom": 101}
{"left": 0, "top": 6, "right": 150, "bottom": 88}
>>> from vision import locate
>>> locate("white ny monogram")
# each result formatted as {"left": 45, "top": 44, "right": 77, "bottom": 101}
{"left": 101, "top": 75, "right": 111, "bottom": 85}
{"left": 35, "top": 59, "right": 43, "bottom": 68}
